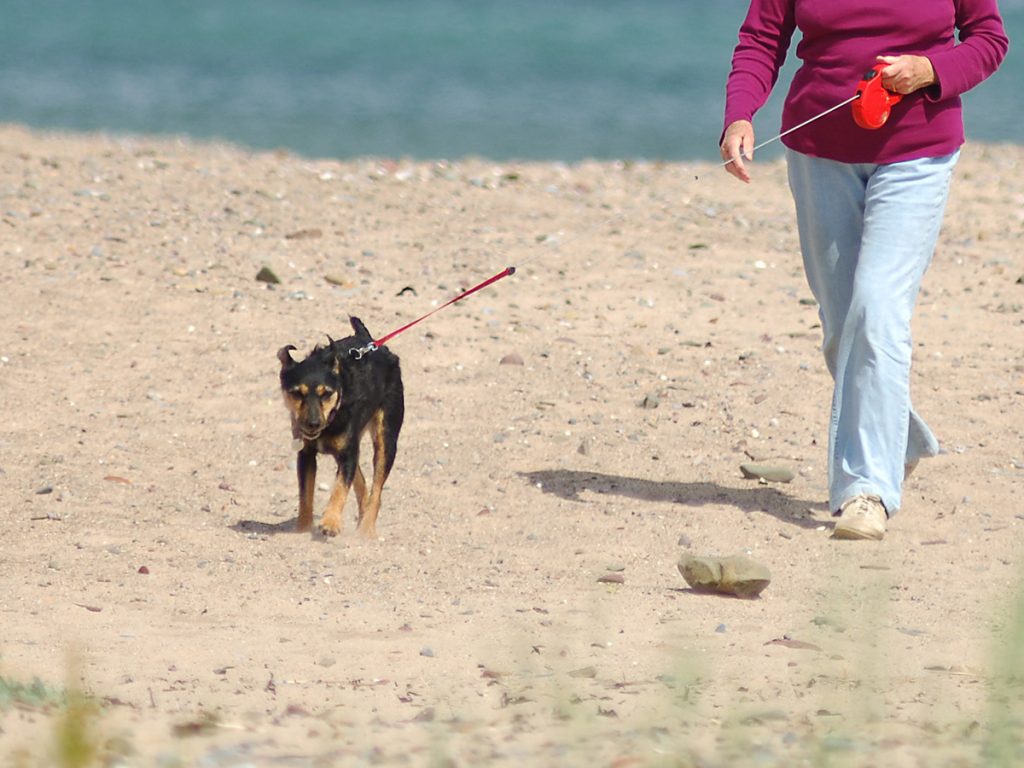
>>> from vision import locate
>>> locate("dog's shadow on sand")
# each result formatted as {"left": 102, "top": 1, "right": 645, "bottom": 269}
{"left": 520, "top": 469, "right": 828, "bottom": 529}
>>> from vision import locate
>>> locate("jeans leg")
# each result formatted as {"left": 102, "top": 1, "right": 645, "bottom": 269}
{"left": 786, "top": 149, "right": 958, "bottom": 515}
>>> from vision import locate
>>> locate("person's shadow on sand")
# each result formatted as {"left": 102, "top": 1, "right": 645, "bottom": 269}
{"left": 520, "top": 469, "right": 828, "bottom": 530}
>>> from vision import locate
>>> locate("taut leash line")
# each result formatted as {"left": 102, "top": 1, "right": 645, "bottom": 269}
{"left": 721, "top": 94, "right": 860, "bottom": 168}
{"left": 721, "top": 63, "right": 901, "bottom": 167}
{"left": 349, "top": 265, "right": 517, "bottom": 358}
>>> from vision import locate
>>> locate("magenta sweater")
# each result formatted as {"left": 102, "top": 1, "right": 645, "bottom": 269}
{"left": 723, "top": 0, "right": 1009, "bottom": 163}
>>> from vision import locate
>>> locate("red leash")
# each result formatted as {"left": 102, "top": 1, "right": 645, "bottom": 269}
{"left": 350, "top": 265, "right": 516, "bottom": 358}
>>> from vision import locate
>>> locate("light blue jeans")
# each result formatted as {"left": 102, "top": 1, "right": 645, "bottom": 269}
{"left": 786, "top": 148, "right": 959, "bottom": 516}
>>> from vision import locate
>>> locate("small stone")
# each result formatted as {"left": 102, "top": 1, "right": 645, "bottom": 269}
{"left": 419, "top": 647, "right": 434, "bottom": 658}
{"left": 499, "top": 353, "right": 524, "bottom": 366}
{"left": 412, "top": 707, "right": 435, "bottom": 722}
{"left": 678, "top": 554, "right": 771, "bottom": 599}
{"left": 255, "top": 266, "right": 281, "bottom": 284}
{"left": 597, "top": 573, "right": 625, "bottom": 585}
{"left": 640, "top": 393, "right": 660, "bottom": 409}
{"left": 284, "top": 228, "right": 322, "bottom": 240}
{"left": 739, "top": 463, "right": 795, "bottom": 483}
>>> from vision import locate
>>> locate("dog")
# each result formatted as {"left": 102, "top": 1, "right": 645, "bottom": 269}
{"left": 277, "top": 317, "right": 404, "bottom": 538}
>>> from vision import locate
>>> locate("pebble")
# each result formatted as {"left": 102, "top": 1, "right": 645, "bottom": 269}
{"left": 324, "top": 274, "right": 353, "bottom": 287}
{"left": 739, "top": 463, "right": 795, "bottom": 483}
{"left": 640, "top": 393, "right": 660, "bottom": 409}
{"left": 284, "top": 228, "right": 322, "bottom": 240}
{"left": 255, "top": 266, "right": 280, "bottom": 284}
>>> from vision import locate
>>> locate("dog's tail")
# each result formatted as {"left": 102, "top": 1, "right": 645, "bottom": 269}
{"left": 349, "top": 315, "right": 373, "bottom": 341}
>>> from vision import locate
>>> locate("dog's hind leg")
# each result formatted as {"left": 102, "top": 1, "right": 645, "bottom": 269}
{"left": 356, "top": 407, "right": 401, "bottom": 539}
{"left": 352, "top": 464, "right": 368, "bottom": 522}
{"left": 296, "top": 446, "right": 318, "bottom": 532}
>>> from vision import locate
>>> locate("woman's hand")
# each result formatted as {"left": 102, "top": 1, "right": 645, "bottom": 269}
{"left": 721, "top": 120, "right": 754, "bottom": 183}
{"left": 876, "top": 54, "right": 937, "bottom": 95}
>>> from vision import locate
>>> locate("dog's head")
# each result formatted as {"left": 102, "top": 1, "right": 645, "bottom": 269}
{"left": 277, "top": 343, "right": 342, "bottom": 441}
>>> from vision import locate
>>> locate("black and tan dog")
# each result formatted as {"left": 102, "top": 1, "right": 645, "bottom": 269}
{"left": 277, "top": 317, "right": 404, "bottom": 538}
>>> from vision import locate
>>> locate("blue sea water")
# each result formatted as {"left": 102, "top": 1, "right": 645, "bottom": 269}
{"left": 1, "top": 0, "right": 1021, "bottom": 162}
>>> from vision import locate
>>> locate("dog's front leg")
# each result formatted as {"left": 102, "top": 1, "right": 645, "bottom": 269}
{"left": 296, "top": 445, "right": 318, "bottom": 532}
{"left": 320, "top": 451, "right": 358, "bottom": 537}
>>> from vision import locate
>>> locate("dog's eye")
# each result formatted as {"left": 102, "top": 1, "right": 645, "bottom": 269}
{"left": 320, "top": 388, "right": 335, "bottom": 398}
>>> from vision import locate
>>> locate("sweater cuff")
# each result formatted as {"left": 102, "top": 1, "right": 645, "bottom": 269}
{"left": 926, "top": 50, "right": 963, "bottom": 101}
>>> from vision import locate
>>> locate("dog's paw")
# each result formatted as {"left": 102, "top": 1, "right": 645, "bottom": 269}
{"left": 320, "top": 521, "right": 341, "bottom": 537}
{"left": 355, "top": 522, "right": 377, "bottom": 539}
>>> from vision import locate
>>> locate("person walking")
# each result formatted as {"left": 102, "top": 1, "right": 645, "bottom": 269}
{"left": 720, "top": 0, "right": 1008, "bottom": 539}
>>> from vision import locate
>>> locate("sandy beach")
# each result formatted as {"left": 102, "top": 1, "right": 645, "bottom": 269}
{"left": 1, "top": 123, "right": 1023, "bottom": 766}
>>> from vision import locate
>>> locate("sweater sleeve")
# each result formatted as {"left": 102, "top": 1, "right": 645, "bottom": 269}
{"left": 723, "top": 0, "right": 797, "bottom": 129}
{"left": 928, "top": 0, "right": 1009, "bottom": 100}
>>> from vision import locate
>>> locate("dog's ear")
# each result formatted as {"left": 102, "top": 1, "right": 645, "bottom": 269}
{"left": 349, "top": 315, "right": 372, "bottom": 340}
{"left": 277, "top": 345, "right": 297, "bottom": 370}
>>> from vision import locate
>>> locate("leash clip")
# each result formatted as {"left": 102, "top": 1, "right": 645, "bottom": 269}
{"left": 349, "top": 342, "right": 378, "bottom": 360}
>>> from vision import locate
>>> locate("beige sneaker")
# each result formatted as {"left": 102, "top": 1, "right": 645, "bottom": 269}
{"left": 832, "top": 495, "right": 887, "bottom": 540}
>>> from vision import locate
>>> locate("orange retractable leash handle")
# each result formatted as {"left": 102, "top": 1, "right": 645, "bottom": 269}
{"left": 851, "top": 63, "right": 903, "bottom": 129}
